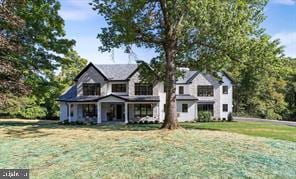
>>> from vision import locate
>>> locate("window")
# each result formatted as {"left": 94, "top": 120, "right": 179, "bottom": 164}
{"left": 70, "top": 104, "right": 74, "bottom": 117}
{"left": 182, "top": 104, "right": 188, "bottom": 112}
{"left": 223, "top": 104, "right": 228, "bottom": 112}
{"left": 112, "top": 84, "right": 126, "bottom": 93}
{"left": 223, "top": 86, "right": 228, "bottom": 94}
{"left": 163, "top": 104, "right": 166, "bottom": 112}
{"left": 179, "top": 86, "right": 184, "bottom": 95}
{"left": 198, "top": 104, "right": 214, "bottom": 115}
{"left": 134, "top": 104, "right": 153, "bottom": 117}
{"left": 82, "top": 104, "right": 97, "bottom": 117}
{"left": 197, "top": 85, "right": 213, "bottom": 96}
{"left": 83, "top": 83, "right": 100, "bottom": 96}
{"left": 135, "top": 83, "right": 153, "bottom": 95}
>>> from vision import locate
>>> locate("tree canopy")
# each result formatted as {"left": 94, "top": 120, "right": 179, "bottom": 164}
{"left": 91, "top": 0, "right": 292, "bottom": 128}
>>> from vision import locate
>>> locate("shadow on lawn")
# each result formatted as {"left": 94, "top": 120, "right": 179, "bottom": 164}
{"left": 0, "top": 120, "right": 221, "bottom": 136}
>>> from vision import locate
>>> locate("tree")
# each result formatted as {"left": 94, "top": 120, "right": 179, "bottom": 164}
{"left": 0, "top": 0, "right": 75, "bottom": 107}
{"left": 92, "top": 0, "right": 271, "bottom": 129}
{"left": 0, "top": 50, "right": 87, "bottom": 119}
{"left": 0, "top": 0, "right": 28, "bottom": 105}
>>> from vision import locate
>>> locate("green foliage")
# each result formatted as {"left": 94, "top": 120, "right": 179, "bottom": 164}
{"left": 198, "top": 111, "right": 212, "bottom": 122}
{"left": 1, "top": 96, "right": 46, "bottom": 119}
{"left": 1, "top": 0, "right": 75, "bottom": 109}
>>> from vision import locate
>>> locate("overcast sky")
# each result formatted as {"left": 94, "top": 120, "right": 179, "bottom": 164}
{"left": 59, "top": 0, "right": 296, "bottom": 64}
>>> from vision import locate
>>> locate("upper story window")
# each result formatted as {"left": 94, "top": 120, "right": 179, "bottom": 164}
{"left": 112, "top": 84, "right": 126, "bottom": 93}
{"left": 179, "top": 86, "right": 184, "bottom": 95}
{"left": 135, "top": 83, "right": 153, "bottom": 95}
{"left": 197, "top": 85, "right": 213, "bottom": 97}
{"left": 223, "top": 86, "right": 228, "bottom": 94}
{"left": 83, "top": 83, "right": 100, "bottom": 96}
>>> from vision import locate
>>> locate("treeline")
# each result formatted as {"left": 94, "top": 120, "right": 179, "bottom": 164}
{"left": 0, "top": 0, "right": 87, "bottom": 119}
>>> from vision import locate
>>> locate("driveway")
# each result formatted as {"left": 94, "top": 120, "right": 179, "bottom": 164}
{"left": 234, "top": 117, "right": 296, "bottom": 127}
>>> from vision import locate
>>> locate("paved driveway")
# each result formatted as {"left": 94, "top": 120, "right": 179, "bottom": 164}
{"left": 234, "top": 117, "right": 296, "bottom": 127}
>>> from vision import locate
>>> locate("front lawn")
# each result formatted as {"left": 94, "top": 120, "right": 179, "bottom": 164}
{"left": 0, "top": 119, "right": 295, "bottom": 178}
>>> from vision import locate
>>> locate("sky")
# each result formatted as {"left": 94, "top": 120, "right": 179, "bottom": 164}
{"left": 59, "top": 0, "right": 296, "bottom": 64}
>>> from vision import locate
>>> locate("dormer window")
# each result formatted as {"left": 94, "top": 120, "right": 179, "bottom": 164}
{"left": 83, "top": 83, "right": 100, "bottom": 96}
{"left": 112, "top": 84, "right": 126, "bottom": 93}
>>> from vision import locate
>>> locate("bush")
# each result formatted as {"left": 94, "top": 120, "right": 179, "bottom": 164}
{"left": 227, "top": 113, "right": 233, "bottom": 122}
{"left": 144, "top": 120, "right": 149, "bottom": 124}
{"left": 59, "top": 119, "right": 69, "bottom": 125}
{"left": 155, "top": 120, "right": 159, "bottom": 124}
{"left": 198, "top": 112, "right": 211, "bottom": 122}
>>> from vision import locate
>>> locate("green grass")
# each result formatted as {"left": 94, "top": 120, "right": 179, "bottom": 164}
{"left": 0, "top": 119, "right": 295, "bottom": 178}
{"left": 181, "top": 121, "right": 296, "bottom": 142}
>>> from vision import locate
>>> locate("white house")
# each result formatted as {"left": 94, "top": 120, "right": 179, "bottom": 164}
{"left": 58, "top": 63, "right": 233, "bottom": 123}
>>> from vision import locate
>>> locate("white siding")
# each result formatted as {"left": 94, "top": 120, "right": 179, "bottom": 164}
{"left": 59, "top": 102, "right": 68, "bottom": 121}
{"left": 177, "top": 101, "right": 197, "bottom": 121}
{"left": 219, "top": 73, "right": 233, "bottom": 119}
{"left": 76, "top": 66, "right": 107, "bottom": 96}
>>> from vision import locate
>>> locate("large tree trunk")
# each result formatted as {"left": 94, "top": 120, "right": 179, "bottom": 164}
{"left": 161, "top": 46, "right": 180, "bottom": 129}
{"left": 159, "top": 0, "right": 180, "bottom": 129}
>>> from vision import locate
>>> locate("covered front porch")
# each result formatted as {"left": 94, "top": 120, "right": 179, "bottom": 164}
{"left": 63, "top": 95, "right": 160, "bottom": 124}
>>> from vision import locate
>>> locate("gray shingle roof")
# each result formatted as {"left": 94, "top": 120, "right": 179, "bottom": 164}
{"left": 176, "top": 71, "right": 198, "bottom": 84}
{"left": 95, "top": 64, "right": 138, "bottom": 81}
{"left": 58, "top": 85, "right": 101, "bottom": 102}
{"left": 120, "top": 95, "right": 160, "bottom": 102}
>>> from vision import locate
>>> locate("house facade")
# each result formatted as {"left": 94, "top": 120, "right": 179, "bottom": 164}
{"left": 58, "top": 63, "right": 233, "bottom": 123}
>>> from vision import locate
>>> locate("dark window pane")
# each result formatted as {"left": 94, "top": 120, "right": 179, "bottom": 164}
{"left": 82, "top": 104, "right": 97, "bottom": 117}
{"left": 179, "top": 86, "right": 184, "bottom": 95}
{"left": 197, "top": 86, "right": 213, "bottom": 96}
{"left": 135, "top": 83, "right": 153, "bottom": 95}
{"left": 198, "top": 104, "right": 213, "bottom": 115}
{"left": 182, "top": 104, "right": 188, "bottom": 112}
{"left": 134, "top": 104, "right": 153, "bottom": 117}
{"left": 223, "top": 86, "right": 228, "bottom": 94}
{"left": 223, "top": 104, "right": 228, "bottom": 112}
{"left": 112, "top": 84, "right": 126, "bottom": 92}
{"left": 83, "top": 83, "right": 100, "bottom": 96}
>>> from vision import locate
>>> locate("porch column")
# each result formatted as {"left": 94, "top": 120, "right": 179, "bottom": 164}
{"left": 73, "top": 104, "right": 78, "bottom": 121}
{"left": 124, "top": 102, "right": 128, "bottom": 124}
{"left": 97, "top": 102, "right": 101, "bottom": 124}
{"left": 68, "top": 103, "right": 71, "bottom": 122}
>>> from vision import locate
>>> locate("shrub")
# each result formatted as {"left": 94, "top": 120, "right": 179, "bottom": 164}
{"left": 198, "top": 112, "right": 211, "bottom": 122}
{"left": 155, "top": 120, "right": 159, "bottom": 124}
{"left": 227, "top": 112, "right": 233, "bottom": 122}
{"left": 60, "top": 119, "right": 69, "bottom": 125}
{"left": 139, "top": 121, "right": 144, "bottom": 124}
{"left": 144, "top": 120, "right": 149, "bottom": 124}
{"left": 76, "top": 121, "right": 84, "bottom": 125}
{"left": 90, "top": 121, "right": 97, "bottom": 125}
{"left": 148, "top": 121, "right": 154, "bottom": 124}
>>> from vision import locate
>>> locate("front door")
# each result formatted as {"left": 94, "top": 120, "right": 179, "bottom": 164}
{"left": 116, "top": 104, "right": 122, "bottom": 120}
